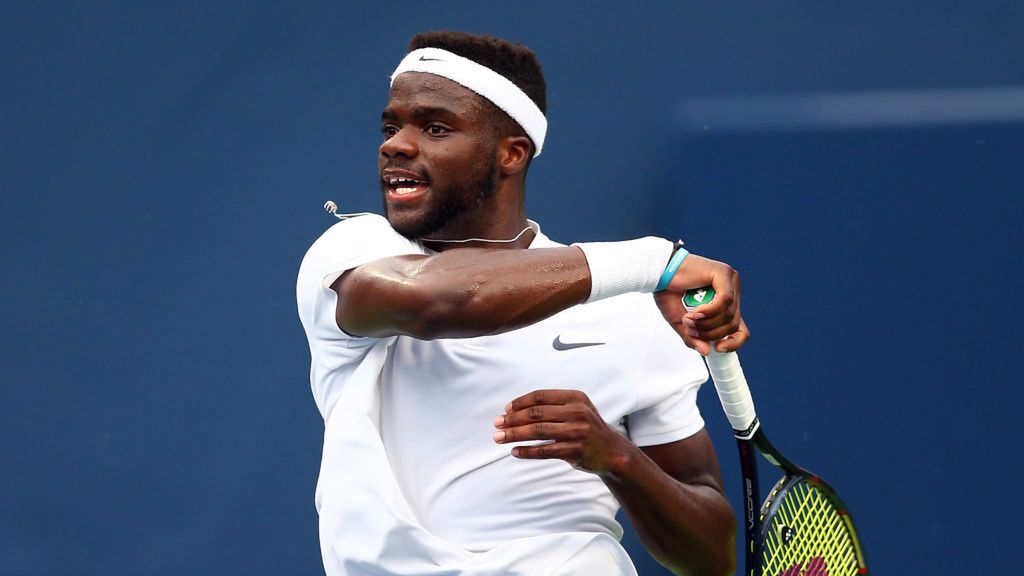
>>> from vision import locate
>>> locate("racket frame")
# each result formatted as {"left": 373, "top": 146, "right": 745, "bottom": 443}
{"left": 730, "top": 398, "right": 868, "bottom": 575}
{"left": 681, "top": 286, "right": 867, "bottom": 574}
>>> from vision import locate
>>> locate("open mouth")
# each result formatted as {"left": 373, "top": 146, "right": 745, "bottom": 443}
{"left": 382, "top": 172, "right": 430, "bottom": 202}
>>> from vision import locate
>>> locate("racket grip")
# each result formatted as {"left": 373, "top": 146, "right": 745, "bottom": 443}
{"left": 705, "top": 350, "right": 759, "bottom": 439}
{"left": 682, "top": 287, "right": 759, "bottom": 439}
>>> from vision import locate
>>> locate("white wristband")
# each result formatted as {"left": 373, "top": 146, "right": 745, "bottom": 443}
{"left": 572, "top": 237, "right": 674, "bottom": 302}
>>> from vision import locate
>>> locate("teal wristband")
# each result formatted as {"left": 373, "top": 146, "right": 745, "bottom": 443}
{"left": 655, "top": 247, "right": 689, "bottom": 291}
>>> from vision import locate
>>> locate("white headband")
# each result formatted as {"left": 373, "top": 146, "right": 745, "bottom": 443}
{"left": 390, "top": 47, "right": 547, "bottom": 157}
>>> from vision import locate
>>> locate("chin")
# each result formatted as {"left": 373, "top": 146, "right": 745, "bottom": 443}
{"left": 382, "top": 184, "right": 473, "bottom": 240}
{"left": 384, "top": 208, "right": 432, "bottom": 239}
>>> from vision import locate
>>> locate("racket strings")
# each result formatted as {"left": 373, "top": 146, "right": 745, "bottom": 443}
{"left": 773, "top": 486, "right": 855, "bottom": 571}
{"left": 761, "top": 480, "right": 859, "bottom": 575}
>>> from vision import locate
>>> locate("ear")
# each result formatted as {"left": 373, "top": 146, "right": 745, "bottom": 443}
{"left": 496, "top": 136, "right": 532, "bottom": 176}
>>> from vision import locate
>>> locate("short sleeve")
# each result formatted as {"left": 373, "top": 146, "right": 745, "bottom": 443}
{"left": 626, "top": 310, "right": 709, "bottom": 447}
{"left": 296, "top": 214, "right": 425, "bottom": 344}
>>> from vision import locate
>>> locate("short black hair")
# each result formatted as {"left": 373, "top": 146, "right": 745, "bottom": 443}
{"left": 407, "top": 31, "right": 547, "bottom": 114}
{"left": 406, "top": 31, "right": 546, "bottom": 160}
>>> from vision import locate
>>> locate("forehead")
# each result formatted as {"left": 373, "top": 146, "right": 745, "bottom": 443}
{"left": 383, "top": 72, "right": 490, "bottom": 119}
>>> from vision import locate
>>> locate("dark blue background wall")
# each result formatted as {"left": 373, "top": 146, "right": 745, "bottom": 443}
{"left": 3, "top": 2, "right": 1021, "bottom": 574}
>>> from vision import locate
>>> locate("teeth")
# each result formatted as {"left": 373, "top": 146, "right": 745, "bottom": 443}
{"left": 385, "top": 175, "right": 425, "bottom": 185}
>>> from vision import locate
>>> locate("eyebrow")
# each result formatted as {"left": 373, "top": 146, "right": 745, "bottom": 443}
{"left": 381, "top": 105, "right": 459, "bottom": 123}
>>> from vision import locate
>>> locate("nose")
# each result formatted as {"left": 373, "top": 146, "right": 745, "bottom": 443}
{"left": 379, "top": 126, "right": 418, "bottom": 159}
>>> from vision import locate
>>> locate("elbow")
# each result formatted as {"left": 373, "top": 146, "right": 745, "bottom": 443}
{"left": 655, "top": 543, "right": 735, "bottom": 576}
{"left": 388, "top": 269, "right": 464, "bottom": 340}
{"left": 337, "top": 254, "right": 493, "bottom": 338}
{"left": 657, "top": 505, "right": 736, "bottom": 576}
{"left": 342, "top": 264, "right": 473, "bottom": 340}
{"left": 703, "top": 502, "right": 738, "bottom": 576}
{"left": 391, "top": 261, "right": 499, "bottom": 339}
{"left": 659, "top": 542, "right": 735, "bottom": 576}
{"left": 390, "top": 297, "right": 450, "bottom": 340}
{"left": 710, "top": 540, "right": 737, "bottom": 576}
{"left": 705, "top": 513, "right": 738, "bottom": 576}
{"left": 399, "top": 284, "right": 479, "bottom": 339}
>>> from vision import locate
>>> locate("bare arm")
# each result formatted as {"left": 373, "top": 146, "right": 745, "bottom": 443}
{"left": 495, "top": 390, "right": 735, "bottom": 576}
{"left": 616, "top": 435, "right": 736, "bottom": 576}
{"left": 331, "top": 246, "right": 591, "bottom": 339}
{"left": 332, "top": 245, "right": 745, "bottom": 348}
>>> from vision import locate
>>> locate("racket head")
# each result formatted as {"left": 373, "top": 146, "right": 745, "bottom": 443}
{"left": 758, "top": 472, "right": 868, "bottom": 575}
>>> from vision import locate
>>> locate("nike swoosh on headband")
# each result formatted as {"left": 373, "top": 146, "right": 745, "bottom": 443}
{"left": 552, "top": 335, "right": 606, "bottom": 351}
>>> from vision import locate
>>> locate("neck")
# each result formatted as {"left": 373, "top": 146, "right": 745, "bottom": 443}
{"left": 421, "top": 183, "right": 533, "bottom": 251}
{"left": 421, "top": 216, "right": 534, "bottom": 251}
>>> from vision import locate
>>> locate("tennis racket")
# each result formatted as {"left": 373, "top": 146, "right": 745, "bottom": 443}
{"left": 683, "top": 287, "right": 868, "bottom": 576}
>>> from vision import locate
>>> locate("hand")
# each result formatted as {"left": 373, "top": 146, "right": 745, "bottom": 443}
{"left": 654, "top": 254, "right": 749, "bottom": 355}
{"left": 493, "top": 389, "right": 633, "bottom": 476}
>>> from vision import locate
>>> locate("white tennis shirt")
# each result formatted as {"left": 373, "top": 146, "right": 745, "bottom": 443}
{"left": 296, "top": 215, "right": 709, "bottom": 575}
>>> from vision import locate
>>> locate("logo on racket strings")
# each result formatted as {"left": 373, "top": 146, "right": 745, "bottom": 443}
{"left": 779, "top": 524, "right": 796, "bottom": 545}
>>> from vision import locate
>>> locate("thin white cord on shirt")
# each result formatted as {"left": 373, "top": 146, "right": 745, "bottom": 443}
{"left": 324, "top": 200, "right": 374, "bottom": 220}
{"left": 323, "top": 200, "right": 532, "bottom": 244}
{"left": 422, "top": 226, "right": 532, "bottom": 244}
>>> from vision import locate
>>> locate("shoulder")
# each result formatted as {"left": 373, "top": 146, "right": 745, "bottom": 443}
{"left": 302, "top": 214, "right": 416, "bottom": 266}
{"left": 307, "top": 214, "right": 402, "bottom": 252}
{"left": 297, "top": 214, "right": 425, "bottom": 302}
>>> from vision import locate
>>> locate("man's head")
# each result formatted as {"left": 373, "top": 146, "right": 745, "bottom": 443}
{"left": 379, "top": 31, "right": 547, "bottom": 240}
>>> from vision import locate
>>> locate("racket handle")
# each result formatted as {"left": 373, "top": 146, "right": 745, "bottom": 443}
{"left": 705, "top": 350, "right": 759, "bottom": 439}
{"left": 683, "top": 287, "right": 759, "bottom": 439}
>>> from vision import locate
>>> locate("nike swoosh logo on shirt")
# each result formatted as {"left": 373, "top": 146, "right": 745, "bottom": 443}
{"left": 418, "top": 56, "right": 443, "bottom": 61}
{"left": 552, "top": 336, "right": 606, "bottom": 351}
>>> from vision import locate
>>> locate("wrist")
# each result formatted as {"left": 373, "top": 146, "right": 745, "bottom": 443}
{"left": 598, "top": 440, "right": 640, "bottom": 482}
{"left": 573, "top": 237, "right": 674, "bottom": 302}
{"left": 655, "top": 241, "right": 689, "bottom": 291}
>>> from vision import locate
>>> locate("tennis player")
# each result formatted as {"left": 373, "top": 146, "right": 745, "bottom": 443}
{"left": 296, "top": 31, "right": 749, "bottom": 576}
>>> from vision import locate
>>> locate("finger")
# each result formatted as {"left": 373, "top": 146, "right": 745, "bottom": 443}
{"left": 686, "top": 288, "right": 735, "bottom": 328}
{"left": 686, "top": 336, "right": 710, "bottom": 356}
{"left": 504, "top": 389, "right": 579, "bottom": 413}
{"left": 494, "top": 422, "right": 582, "bottom": 444}
{"left": 691, "top": 291, "right": 740, "bottom": 341}
{"left": 511, "top": 441, "right": 582, "bottom": 461}
{"left": 679, "top": 263, "right": 740, "bottom": 323}
{"left": 695, "top": 318, "right": 742, "bottom": 343}
{"left": 709, "top": 264, "right": 740, "bottom": 311}
{"left": 713, "top": 319, "right": 750, "bottom": 353}
{"left": 653, "top": 292, "right": 703, "bottom": 341}
{"left": 654, "top": 293, "right": 710, "bottom": 354}
{"left": 496, "top": 404, "right": 574, "bottom": 429}
{"left": 693, "top": 289, "right": 741, "bottom": 339}
{"left": 689, "top": 306, "right": 735, "bottom": 333}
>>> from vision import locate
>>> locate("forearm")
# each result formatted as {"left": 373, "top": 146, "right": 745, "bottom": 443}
{"left": 335, "top": 236, "right": 743, "bottom": 349}
{"left": 603, "top": 445, "right": 736, "bottom": 576}
{"left": 336, "top": 246, "right": 592, "bottom": 339}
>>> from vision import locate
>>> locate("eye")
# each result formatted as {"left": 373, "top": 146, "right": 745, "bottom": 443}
{"left": 425, "top": 123, "right": 451, "bottom": 136}
{"left": 381, "top": 125, "right": 398, "bottom": 139}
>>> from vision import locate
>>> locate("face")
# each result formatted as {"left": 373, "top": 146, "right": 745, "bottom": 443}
{"left": 379, "top": 73, "right": 500, "bottom": 239}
